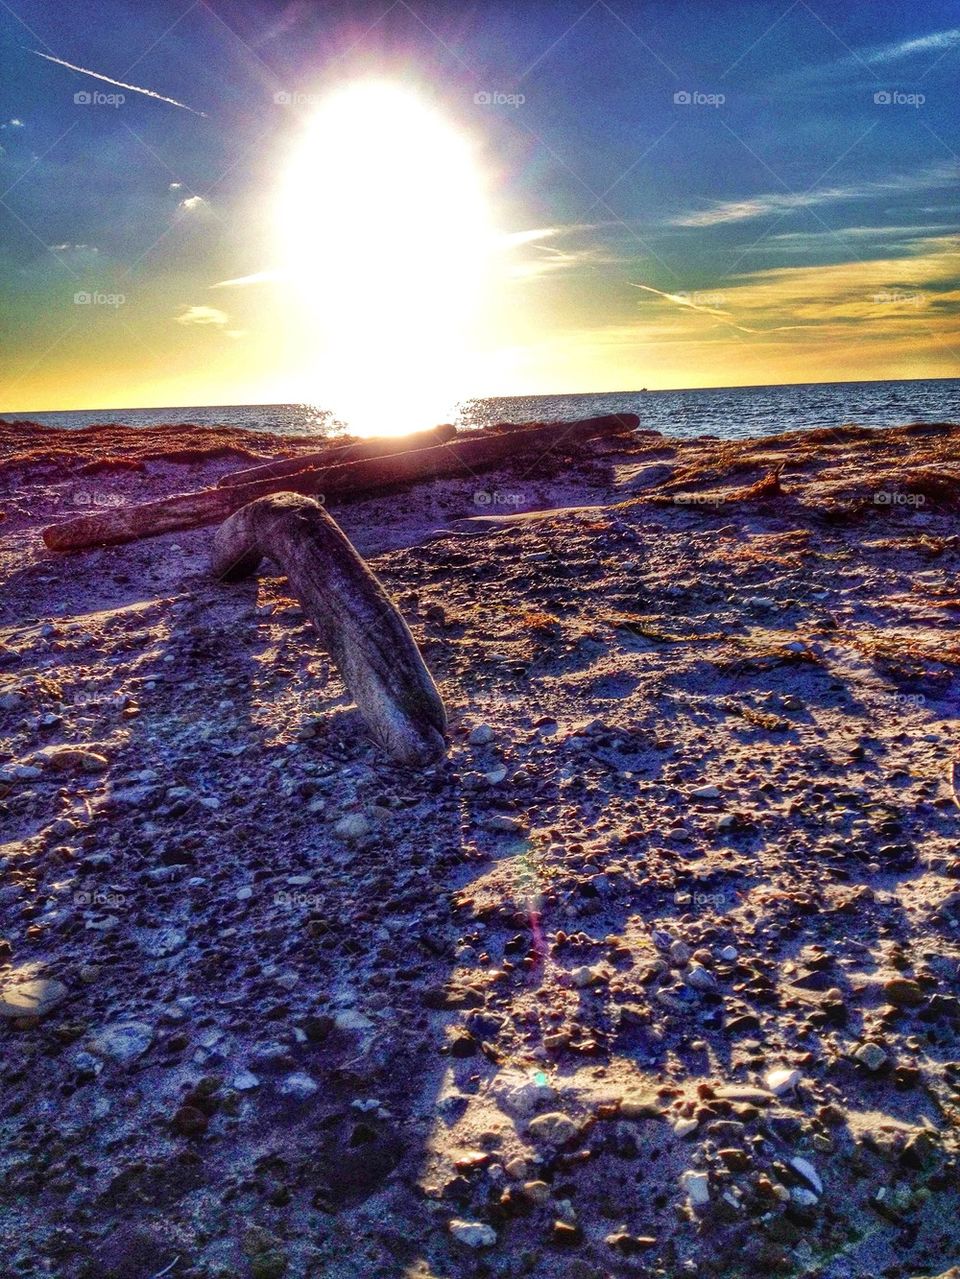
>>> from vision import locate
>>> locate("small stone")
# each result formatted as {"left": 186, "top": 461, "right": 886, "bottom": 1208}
{"left": 490, "top": 1069, "right": 556, "bottom": 1117}
{"left": 681, "top": 1169, "right": 711, "bottom": 1210}
{"left": 231, "top": 1070, "right": 260, "bottom": 1091}
{"left": 334, "top": 814, "right": 369, "bottom": 840}
{"left": 486, "top": 814, "right": 524, "bottom": 833}
{"left": 279, "top": 1072, "right": 318, "bottom": 1100}
{"left": 673, "top": 1117, "right": 698, "bottom": 1138}
{"left": 0, "top": 975, "right": 69, "bottom": 1019}
{"left": 854, "top": 1042, "right": 888, "bottom": 1071}
{"left": 571, "top": 964, "right": 605, "bottom": 988}
{"left": 88, "top": 1021, "right": 154, "bottom": 1063}
{"left": 551, "top": 1220, "right": 581, "bottom": 1245}
{"left": 685, "top": 965, "right": 718, "bottom": 993}
{"left": 449, "top": 1219, "right": 496, "bottom": 1248}
{"left": 691, "top": 785, "right": 721, "bottom": 800}
{"left": 606, "top": 1232, "right": 657, "bottom": 1254}
{"left": 669, "top": 940, "right": 691, "bottom": 965}
{"left": 468, "top": 724, "right": 495, "bottom": 746}
{"left": 883, "top": 977, "right": 924, "bottom": 1008}
{"left": 528, "top": 1112, "right": 580, "bottom": 1147}
{"left": 619, "top": 1093, "right": 664, "bottom": 1119}
{"left": 33, "top": 744, "right": 109, "bottom": 773}
{"left": 765, "top": 1068, "right": 801, "bottom": 1096}
{"left": 789, "top": 1156, "right": 822, "bottom": 1196}
{"left": 170, "top": 1105, "right": 208, "bottom": 1137}
{"left": 719, "top": 945, "right": 738, "bottom": 961}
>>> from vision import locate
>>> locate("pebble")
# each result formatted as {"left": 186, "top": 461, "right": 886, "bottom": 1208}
{"left": 673, "top": 1117, "right": 698, "bottom": 1138}
{"left": 854, "top": 1042, "right": 888, "bottom": 1071}
{"left": 883, "top": 977, "right": 924, "bottom": 1008}
{"left": 334, "top": 814, "right": 369, "bottom": 840}
{"left": 0, "top": 976, "right": 69, "bottom": 1019}
{"left": 468, "top": 724, "right": 495, "bottom": 746}
{"left": 279, "top": 1072, "right": 318, "bottom": 1100}
{"left": 449, "top": 1219, "right": 496, "bottom": 1248}
{"left": 231, "top": 1071, "right": 260, "bottom": 1091}
{"left": 32, "top": 744, "right": 109, "bottom": 773}
{"left": 571, "top": 964, "right": 605, "bottom": 988}
{"left": 691, "top": 785, "right": 721, "bottom": 800}
{"left": 789, "top": 1156, "right": 822, "bottom": 1196}
{"left": 765, "top": 1068, "right": 801, "bottom": 1096}
{"left": 681, "top": 1169, "right": 711, "bottom": 1210}
{"left": 87, "top": 1021, "right": 154, "bottom": 1063}
{"left": 719, "top": 945, "right": 738, "bottom": 961}
{"left": 685, "top": 965, "right": 718, "bottom": 993}
{"left": 528, "top": 1112, "right": 580, "bottom": 1147}
{"left": 490, "top": 1070, "right": 556, "bottom": 1117}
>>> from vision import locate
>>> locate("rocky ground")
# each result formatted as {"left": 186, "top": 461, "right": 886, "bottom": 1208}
{"left": 0, "top": 416, "right": 959, "bottom": 1279}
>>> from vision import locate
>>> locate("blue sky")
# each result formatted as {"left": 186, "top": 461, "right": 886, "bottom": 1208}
{"left": 0, "top": 0, "right": 957, "bottom": 412}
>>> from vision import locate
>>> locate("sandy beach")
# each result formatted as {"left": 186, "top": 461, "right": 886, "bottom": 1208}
{"left": 1, "top": 415, "right": 959, "bottom": 1279}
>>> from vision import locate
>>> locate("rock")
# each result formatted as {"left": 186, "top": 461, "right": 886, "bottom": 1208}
{"left": 854, "top": 1042, "right": 888, "bottom": 1071}
{"left": 681, "top": 1169, "right": 711, "bottom": 1210}
{"left": 669, "top": 940, "right": 691, "bottom": 965}
{"left": 231, "top": 1070, "right": 260, "bottom": 1091}
{"left": 449, "top": 1219, "right": 496, "bottom": 1248}
{"left": 691, "top": 785, "right": 721, "bottom": 800}
{"left": 31, "top": 744, "right": 109, "bottom": 773}
{"left": 279, "top": 1072, "right": 318, "bottom": 1100}
{"left": 490, "top": 1069, "right": 556, "bottom": 1117}
{"left": 528, "top": 1112, "right": 580, "bottom": 1147}
{"left": 606, "top": 1232, "right": 657, "bottom": 1254}
{"left": 87, "top": 1021, "right": 154, "bottom": 1063}
{"left": 170, "top": 1104, "right": 208, "bottom": 1137}
{"left": 719, "top": 945, "right": 738, "bottom": 961}
{"left": 571, "top": 964, "right": 605, "bottom": 988}
{"left": 789, "top": 1156, "right": 822, "bottom": 1196}
{"left": 674, "top": 1117, "right": 698, "bottom": 1138}
{"left": 334, "top": 814, "right": 369, "bottom": 840}
{"left": 884, "top": 977, "right": 924, "bottom": 1008}
{"left": 468, "top": 724, "right": 495, "bottom": 746}
{"left": 551, "top": 1220, "right": 581, "bottom": 1245}
{"left": 765, "top": 1068, "right": 801, "bottom": 1096}
{"left": 619, "top": 1093, "right": 664, "bottom": 1119}
{"left": 0, "top": 975, "right": 69, "bottom": 1019}
{"left": 486, "top": 814, "right": 524, "bottom": 833}
{"left": 685, "top": 965, "right": 718, "bottom": 993}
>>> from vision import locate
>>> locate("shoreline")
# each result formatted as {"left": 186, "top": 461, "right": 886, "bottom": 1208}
{"left": 1, "top": 415, "right": 959, "bottom": 1278}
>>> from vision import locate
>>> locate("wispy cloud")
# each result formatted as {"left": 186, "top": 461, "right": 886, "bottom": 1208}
{"left": 32, "top": 49, "right": 206, "bottom": 117}
{"left": 674, "top": 162, "right": 957, "bottom": 227}
{"left": 176, "top": 305, "right": 229, "bottom": 326}
{"left": 863, "top": 27, "right": 960, "bottom": 66}
{"left": 210, "top": 270, "right": 279, "bottom": 289}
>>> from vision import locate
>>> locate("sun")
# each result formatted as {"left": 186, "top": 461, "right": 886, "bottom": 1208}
{"left": 278, "top": 80, "right": 495, "bottom": 436}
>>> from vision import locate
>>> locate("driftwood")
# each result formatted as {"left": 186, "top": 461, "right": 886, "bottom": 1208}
{"left": 212, "top": 493, "right": 447, "bottom": 766}
{"left": 217, "top": 422, "right": 457, "bottom": 487}
{"left": 43, "top": 413, "right": 638, "bottom": 552}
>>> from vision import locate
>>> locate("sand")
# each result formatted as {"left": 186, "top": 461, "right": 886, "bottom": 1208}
{"left": 0, "top": 416, "right": 959, "bottom": 1279}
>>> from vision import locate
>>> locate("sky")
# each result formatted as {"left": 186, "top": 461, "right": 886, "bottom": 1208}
{"left": 0, "top": 0, "right": 958, "bottom": 418}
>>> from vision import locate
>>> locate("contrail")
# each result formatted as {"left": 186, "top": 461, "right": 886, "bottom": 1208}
{"left": 32, "top": 49, "right": 207, "bottom": 117}
{"left": 632, "top": 282, "right": 817, "bottom": 333}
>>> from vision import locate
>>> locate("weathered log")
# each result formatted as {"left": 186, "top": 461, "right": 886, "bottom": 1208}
{"left": 212, "top": 493, "right": 447, "bottom": 766}
{"left": 42, "top": 413, "right": 638, "bottom": 552}
{"left": 217, "top": 422, "right": 458, "bottom": 487}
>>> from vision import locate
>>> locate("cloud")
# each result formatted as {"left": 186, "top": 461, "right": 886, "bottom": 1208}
{"left": 176, "top": 305, "right": 229, "bottom": 327}
{"left": 210, "top": 270, "right": 278, "bottom": 289}
{"left": 673, "top": 162, "right": 956, "bottom": 227}
{"left": 2, "top": 119, "right": 24, "bottom": 128}
{"left": 866, "top": 27, "right": 960, "bottom": 64}
{"left": 169, "top": 182, "right": 182, "bottom": 191}
{"left": 178, "top": 195, "right": 208, "bottom": 213}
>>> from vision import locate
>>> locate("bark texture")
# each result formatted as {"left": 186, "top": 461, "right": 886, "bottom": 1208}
{"left": 42, "top": 414, "right": 639, "bottom": 552}
{"left": 211, "top": 493, "right": 447, "bottom": 766}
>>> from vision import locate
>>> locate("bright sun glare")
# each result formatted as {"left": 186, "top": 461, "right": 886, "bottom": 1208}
{"left": 279, "top": 81, "right": 494, "bottom": 437}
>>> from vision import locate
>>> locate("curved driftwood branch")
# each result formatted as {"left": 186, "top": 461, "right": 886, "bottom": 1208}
{"left": 212, "top": 493, "right": 447, "bottom": 766}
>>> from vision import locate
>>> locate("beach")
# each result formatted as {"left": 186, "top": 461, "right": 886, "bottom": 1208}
{"left": 1, "top": 414, "right": 959, "bottom": 1279}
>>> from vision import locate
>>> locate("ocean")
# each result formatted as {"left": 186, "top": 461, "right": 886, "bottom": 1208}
{"left": 6, "top": 376, "right": 960, "bottom": 441}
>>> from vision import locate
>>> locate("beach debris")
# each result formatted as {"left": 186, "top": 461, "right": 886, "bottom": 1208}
{"left": 211, "top": 493, "right": 447, "bottom": 765}
{"left": 42, "top": 413, "right": 638, "bottom": 551}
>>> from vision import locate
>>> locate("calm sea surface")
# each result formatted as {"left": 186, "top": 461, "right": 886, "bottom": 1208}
{"left": 6, "top": 377, "right": 960, "bottom": 441}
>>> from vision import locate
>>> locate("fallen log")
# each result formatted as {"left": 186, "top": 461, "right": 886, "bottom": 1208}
{"left": 212, "top": 493, "right": 446, "bottom": 766}
{"left": 42, "top": 413, "right": 638, "bottom": 552}
{"left": 217, "top": 421, "right": 458, "bottom": 487}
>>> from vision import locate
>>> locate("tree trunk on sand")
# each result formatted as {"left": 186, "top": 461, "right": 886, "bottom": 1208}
{"left": 217, "top": 422, "right": 458, "bottom": 487}
{"left": 42, "top": 413, "right": 639, "bottom": 552}
{"left": 211, "top": 493, "right": 447, "bottom": 767}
